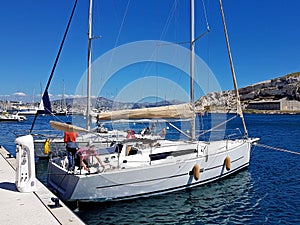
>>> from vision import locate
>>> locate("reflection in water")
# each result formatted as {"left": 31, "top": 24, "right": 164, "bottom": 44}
{"left": 74, "top": 170, "right": 258, "bottom": 225}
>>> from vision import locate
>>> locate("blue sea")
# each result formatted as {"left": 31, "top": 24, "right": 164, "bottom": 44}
{"left": 1, "top": 114, "right": 299, "bottom": 224}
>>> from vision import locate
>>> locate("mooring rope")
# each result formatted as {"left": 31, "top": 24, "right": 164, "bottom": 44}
{"left": 254, "top": 143, "right": 300, "bottom": 156}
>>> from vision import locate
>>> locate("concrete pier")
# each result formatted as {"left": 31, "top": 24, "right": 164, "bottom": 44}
{"left": 0, "top": 146, "right": 84, "bottom": 225}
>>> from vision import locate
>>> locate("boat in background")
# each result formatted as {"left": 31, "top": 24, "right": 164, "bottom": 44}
{"left": 15, "top": 100, "right": 46, "bottom": 115}
{"left": 52, "top": 108, "right": 69, "bottom": 116}
{"left": 52, "top": 80, "right": 69, "bottom": 116}
{"left": 47, "top": 0, "right": 259, "bottom": 203}
{"left": 0, "top": 111, "right": 26, "bottom": 122}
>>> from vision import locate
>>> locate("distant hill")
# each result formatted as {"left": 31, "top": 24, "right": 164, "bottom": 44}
{"left": 51, "top": 72, "right": 300, "bottom": 113}
{"left": 195, "top": 72, "right": 300, "bottom": 111}
{"left": 51, "top": 96, "right": 184, "bottom": 113}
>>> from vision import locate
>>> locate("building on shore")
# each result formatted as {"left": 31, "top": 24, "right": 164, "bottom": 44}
{"left": 246, "top": 99, "right": 300, "bottom": 111}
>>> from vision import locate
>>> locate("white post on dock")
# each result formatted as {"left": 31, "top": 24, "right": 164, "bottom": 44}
{"left": 15, "top": 135, "right": 36, "bottom": 192}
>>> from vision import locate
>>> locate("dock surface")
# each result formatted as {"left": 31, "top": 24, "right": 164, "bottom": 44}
{"left": 0, "top": 146, "right": 84, "bottom": 225}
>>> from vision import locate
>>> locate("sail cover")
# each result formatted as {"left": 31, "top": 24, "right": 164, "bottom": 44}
{"left": 50, "top": 121, "right": 89, "bottom": 133}
{"left": 97, "top": 103, "right": 194, "bottom": 121}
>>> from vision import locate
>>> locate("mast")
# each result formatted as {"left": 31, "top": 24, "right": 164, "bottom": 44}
{"left": 190, "top": 0, "right": 196, "bottom": 140}
{"left": 86, "top": 0, "right": 93, "bottom": 130}
{"left": 219, "top": 0, "right": 248, "bottom": 137}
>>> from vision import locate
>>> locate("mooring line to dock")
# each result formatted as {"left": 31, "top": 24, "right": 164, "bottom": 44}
{"left": 254, "top": 143, "right": 300, "bottom": 155}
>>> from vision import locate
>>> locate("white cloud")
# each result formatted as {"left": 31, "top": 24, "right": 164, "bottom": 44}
{"left": 13, "top": 92, "right": 26, "bottom": 96}
{"left": 72, "top": 94, "right": 84, "bottom": 98}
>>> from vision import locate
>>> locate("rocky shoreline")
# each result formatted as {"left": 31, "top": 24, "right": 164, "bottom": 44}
{"left": 197, "top": 109, "right": 300, "bottom": 115}
{"left": 195, "top": 72, "right": 300, "bottom": 114}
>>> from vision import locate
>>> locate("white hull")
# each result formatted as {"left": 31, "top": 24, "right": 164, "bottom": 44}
{"left": 47, "top": 138, "right": 257, "bottom": 202}
{"left": 17, "top": 111, "right": 38, "bottom": 115}
{"left": 0, "top": 113, "right": 26, "bottom": 122}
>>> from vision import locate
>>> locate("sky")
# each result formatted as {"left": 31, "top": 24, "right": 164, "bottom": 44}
{"left": 0, "top": 0, "right": 300, "bottom": 103}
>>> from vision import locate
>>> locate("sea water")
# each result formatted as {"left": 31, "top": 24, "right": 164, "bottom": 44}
{"left": 0, "top": 114, "right": 299, "bottom": 224}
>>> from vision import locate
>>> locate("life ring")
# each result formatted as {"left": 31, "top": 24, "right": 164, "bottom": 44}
{"left": 192, "top": 164, "right": 200, "bottom": 180}
{"left": 44, "top": 138, "right": 50, "bottom": 155}
{"left": 224, "top": 156, "right": 231, "bottom": 171}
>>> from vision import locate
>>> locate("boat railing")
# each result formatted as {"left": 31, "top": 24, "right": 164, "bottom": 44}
{"left": 198, "top": 128, "right": 244, "bottom": 142}
{"left": 18, "top": 129, "right": 62, "bottom": 140}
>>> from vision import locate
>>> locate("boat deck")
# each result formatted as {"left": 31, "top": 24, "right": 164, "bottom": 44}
{"left": 0, "top": 145, "right": 84, "bottom": 225}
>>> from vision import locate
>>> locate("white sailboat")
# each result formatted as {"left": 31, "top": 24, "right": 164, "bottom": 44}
{"left": 33, "top": 0, "right": 165, "bottom": 159}
{"left": 46, "top": 0, "right": 259, "bottom": 202}
{"left": 16, "top": 100, "right": 45, "bottom": 115}
{"left": 0, "top": 111, "right": 26, "bottom": 122}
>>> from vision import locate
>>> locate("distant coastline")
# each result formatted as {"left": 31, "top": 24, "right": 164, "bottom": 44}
{"left": 196, "top": 109, "right": 300, "bottom": 115}
{"left": 196, "top": 72, "right": 300, "bottom": 115}
{"left": 244, "top": 109, "right": 300, "bottom": 115}
{"left": 2, "top": 72, "right": 300, "bottom": 116}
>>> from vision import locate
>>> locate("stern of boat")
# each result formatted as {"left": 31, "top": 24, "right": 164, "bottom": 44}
{"left": 47, "top": 157, "right": 80, "bottom": 201}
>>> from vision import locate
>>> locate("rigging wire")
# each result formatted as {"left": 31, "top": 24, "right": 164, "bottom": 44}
{"left": 30, "top": 0, "right": 78, "bottom": 133}
{"left": 103, "top": 0, "right": 131, "bottom": 101}
{"left": 159, "top": 0, "right": 178, "bottom": 41}
{"left": 168, "top": 121, "right": 191, "bottom": 139}
{"left": 197, "top": 115, "right": 238, "bottom": 138}
{"left": 201, "top": 0, "right": 210, "bottom": 31}
{"left": 219, "top": 0, "right": 248, "bottom": 137}
{"left": 114, "top": 0, "right": 131, "bottom": 48}
{"left": 203, "top": 0, "right": 211, "bottom": 98}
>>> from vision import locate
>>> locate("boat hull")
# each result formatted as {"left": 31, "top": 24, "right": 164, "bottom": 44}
{"left": 48, "top": 139, "right": 255, "bottom": 202}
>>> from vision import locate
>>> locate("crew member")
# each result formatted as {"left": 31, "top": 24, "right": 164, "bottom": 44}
{"left": 76, "top": 145, "right": 105, "bottom": 172}
{"left": 64, "top": 122, "right": 79, "bottom": 170}
{"left": 141, "top": 126, "right": 150, "bottom": 136}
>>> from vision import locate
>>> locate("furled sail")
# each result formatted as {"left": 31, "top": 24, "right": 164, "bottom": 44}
{"left": 38, "top": 90, "right": 52, "bottom": 114}
{"left": 97, "top": 103, "right": 194, "bottom": 121}
{"left": 50, "top": 121, "right": 89, "bottom": 133}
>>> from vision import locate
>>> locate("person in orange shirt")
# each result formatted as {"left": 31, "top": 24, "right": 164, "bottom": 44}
{"left": 64, "top": 122, "right": 79, "bottom": 171}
